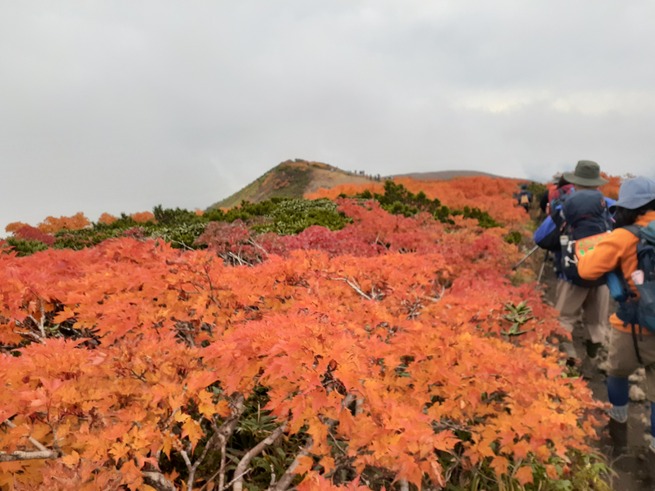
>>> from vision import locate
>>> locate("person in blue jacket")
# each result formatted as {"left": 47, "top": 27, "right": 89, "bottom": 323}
{"left": 533, "top": 160, "right": 616, "bottom": 363}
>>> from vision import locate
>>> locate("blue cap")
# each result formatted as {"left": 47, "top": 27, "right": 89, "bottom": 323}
{"left": 612, "top": 176, "right": 655, "bottom": 211}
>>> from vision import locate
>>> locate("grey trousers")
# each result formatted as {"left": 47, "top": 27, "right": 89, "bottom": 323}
{"left": 554, "top": 279, "right": 610, "bottom": 344}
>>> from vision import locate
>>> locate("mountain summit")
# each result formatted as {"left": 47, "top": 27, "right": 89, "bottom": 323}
{"left": 208, "top": 159, "right": 511, "bottom": 210}
{"left": 208, "top": 159, "right": 377, "bottom": 209}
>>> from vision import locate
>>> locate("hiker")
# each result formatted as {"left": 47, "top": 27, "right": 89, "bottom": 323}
{"left": 533, "top": 160, "right": 614, "bottom": 362}
{"left": 545, "top": 175, "right": 574, "bottom": 216}
{"left": 516, "top": 184, "right": 533, "bottom": 212}
{"left": 578, "top": 176, "right": 655, "bottom": 455}
{"left": 538, "top": 174, "right": 568, "bottom": 214}
{"left": 538, "top": 189, "right": 549, "bottom": 214}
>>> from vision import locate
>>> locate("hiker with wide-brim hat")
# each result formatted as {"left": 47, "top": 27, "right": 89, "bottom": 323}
{"left": 533, "top": 159, "right": 615, "bottom": 368}
{"left": 562, "top": 160, "right": 609, "bottom": 188}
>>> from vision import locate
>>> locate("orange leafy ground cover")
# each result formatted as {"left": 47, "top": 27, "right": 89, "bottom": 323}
{"left": 307, "top": 176, "right": 530, "bottom": 228}
{"left": 0, "top": 198, "right": 600, "bottom": 490}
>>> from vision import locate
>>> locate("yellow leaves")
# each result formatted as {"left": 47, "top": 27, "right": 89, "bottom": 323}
{"left": 294, "top": 455, "right": 314, "bottom": 475}
{"left": 319, "top": 455, "right": 335, "bottom": 474}
{"left": 514, "top": 465, "right": 534, "bottom": 485}
{"left": 396, "top": 458, "right": 423, "bottom": 488}
{"left": 510, "top": 439, "right": 533, "bottom": 460}
{"left": 197, "top": 391, "right": 231, "bottom": 420}
{"left": 103, "top": 422, "right": 132, "bottom": 442}
{"left": 197, "top": 391, "right": 216, "bottom": 420}
{"left": 110, "top": 441, "right": 131, "bottom": 461}
{"left": 181, "top": 418, "right": 204, "bottom": 449}
{"left": 214, "top": 399, "right": 231, "bottom": 418}
{"left": 61, "top": 450, "right": 81, "bottom": 468}
{"left": 160, "top": 434, "right": 175, "bottom": 459}
{"left": 431, "top": 429, "right": 459, "bottom": 453}
{"left": 119, "top": 459, "right": 144, "bottom": 490}
{"left": 338, "top": 408, "right": 357, "bottom": 435}
{"left": 173, "top": 411, "right": 189, "bottom": 424}
{"left": 0, "top": 462, "right": 22, "bottom": 488}
{"left": 489, "top": 456, "right": 509, "bottom": 476}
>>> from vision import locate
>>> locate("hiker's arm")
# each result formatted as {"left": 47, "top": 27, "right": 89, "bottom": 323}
{"left": 533, "top": 216, "right": 554, "bottom": 244}
{"left": 578, "top": 232, "right": 627, "bottom": 280}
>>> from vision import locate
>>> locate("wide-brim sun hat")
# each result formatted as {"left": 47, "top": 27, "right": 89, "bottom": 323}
{"left": 611, "top": 176, "right": 655, "bottom": 211}
{"left": 562, "top": 160, "right": 608, "bottom": 187}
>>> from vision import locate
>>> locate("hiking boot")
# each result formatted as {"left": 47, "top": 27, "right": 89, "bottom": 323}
{"left": 607, "top": 418, "right": 628, "bottom": 450}
{"left": 585, "top": 340, "right": 603, "bottom": 359}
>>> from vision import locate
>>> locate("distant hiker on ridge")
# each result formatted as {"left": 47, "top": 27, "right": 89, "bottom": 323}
{"left": 515, "top": 184, "right": 533, "bottom": 212}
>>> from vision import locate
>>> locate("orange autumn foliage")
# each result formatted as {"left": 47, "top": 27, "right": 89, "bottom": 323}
{"left": 130, "top": 211, "right": 155, "bottom": 223}
{"left": 37, "top": 212, "right": 90, "bottom": 234}
{"left": 307, "top": 176, "right": 530, "bottom": 228}
{"left": 97, "top": 212, "right": 118, "bottom": 226}
{"left": 599, "top": 173, "right": 621, "bottom": 200}
{"left": 5, "top": 222, "right": 30, "bottom": 234}
{"left": 0, "top": 200, "right": 601, "bottom": 490}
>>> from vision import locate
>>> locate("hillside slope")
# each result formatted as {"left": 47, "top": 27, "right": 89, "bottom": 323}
{"left": 208, "top": 160, "right": 517, "bottom": 210}
{"left": 208, "top": 160, "right": 376, "bottom": 210}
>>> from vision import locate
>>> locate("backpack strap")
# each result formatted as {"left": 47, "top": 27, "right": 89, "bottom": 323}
{"left": 623, "top": 224, "right": 642, "bottom": 238}
{"left": 631, "top": 325, "right": 644, "bottom": 365}
{"left": 622, "top": 223, "right": 645, "bottom": 363}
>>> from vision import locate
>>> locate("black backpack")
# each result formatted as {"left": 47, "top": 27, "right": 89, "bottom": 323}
{"left": 558, "top": 190, "right": 613, "bottom": 287}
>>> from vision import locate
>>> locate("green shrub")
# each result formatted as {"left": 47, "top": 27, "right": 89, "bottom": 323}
{"left": 251, "top": 198, "right": 350, "bottom": 235}
{"left": 153, "top": 205, "right": 205, "bottom": 226}
{"left": 4, "top": 238, "right": 49, "bottom": 256}
{"left": 149, "top": 222, "right": 209, "bottom": 249}
{"left": 53, "top": 228, "right": 122, "bottom": 250}
{"left": 504, "top": 231, "right": 523, "bottom": 245}
{"left": 351, "top": 181, "right": 500, "bottom": 228}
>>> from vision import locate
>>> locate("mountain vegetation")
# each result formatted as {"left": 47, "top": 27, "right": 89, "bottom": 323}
{"left": 208, "top": 160, "right": 378, "bottom": 210}
{"left": 0, "top": 162, "right": 617, "bottom": 490}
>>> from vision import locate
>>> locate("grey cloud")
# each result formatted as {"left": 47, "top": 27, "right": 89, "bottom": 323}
{"left": 1, "top": 1, "right": 655, "bottom": 232}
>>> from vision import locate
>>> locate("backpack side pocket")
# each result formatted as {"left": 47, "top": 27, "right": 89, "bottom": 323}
{"left": 636, "top": 282, "right": 655, "bottom": 333}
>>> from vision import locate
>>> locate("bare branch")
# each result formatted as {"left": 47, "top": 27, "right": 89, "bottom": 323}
{"left": 233, "top": 423, "right": 287, "bottom": 491}
{"left": 269, "top": 463, "right": 276, "bottom": 487}
{"left": 187, "top": 426, "right": 220, "bottom": 490}
{"left": 269, "top": 438, "right": 313, "bottom": 491}
{"left": 143, "top": 471, "right": 176, "bottom": 491}
{"left": 0, "top": 449, "right": 59, "bottom": 462}
{"left": 25, "top": 299, "right": 47, "bottom": 338}
{"left": 168, "top": 240, "right": 196, "bottom": 252}
{"left": 332, "top": 277, "right": 372, "bottom": 300}
{"left": 2, "top": 419, "right": 49, "bottom": 452}
{"left": 355, "top": 398, "right": 364, "bottom": 416}
{"left": 247, "top": 238, "right": 269, "bottom": 258}
{"left": 227, "top": 252, "right": 250, "bottom": 267}
{"left": 341, "top": 393, "right": 357, "bottom": 410}
{"left": 197, "top": 394, "right": 246, "bottom": 491}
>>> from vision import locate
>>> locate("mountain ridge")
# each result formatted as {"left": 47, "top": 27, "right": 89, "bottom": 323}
{"left": 208, "top": 159, "right": 512, "bottom": 210}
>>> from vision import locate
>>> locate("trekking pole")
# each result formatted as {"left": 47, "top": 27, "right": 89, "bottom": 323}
{"left": 512, "top": 244, "right": 540, "bottom": 270}
{"left": 537, "top": 250, "right": 550, "bottom": 283}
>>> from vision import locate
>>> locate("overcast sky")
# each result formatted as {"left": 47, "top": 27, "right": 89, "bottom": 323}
{"left": 2, "top": 1, "right": 655, "bottom": 233}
